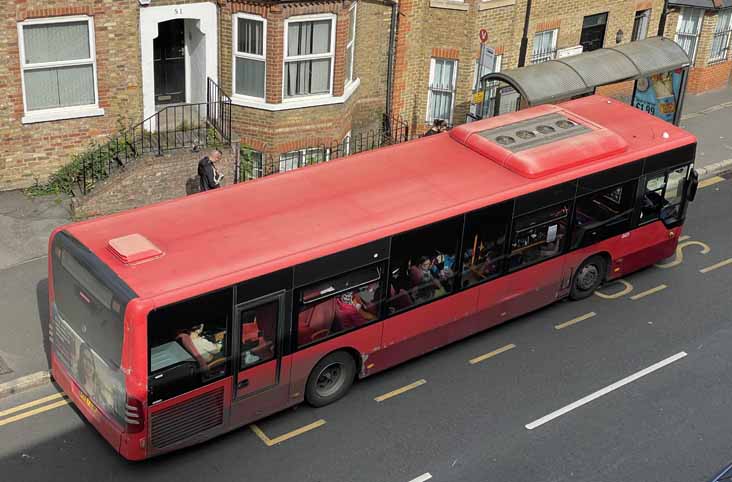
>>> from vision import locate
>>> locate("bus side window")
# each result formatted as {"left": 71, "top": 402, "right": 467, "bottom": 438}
{"left": 509, "top": 202, "right": 570, "bottom": 271}
{"left": 148, "top": 288, "right": 232, "bottom": 403}
{"left": 571, "top": 179, "right": 637, "bottom": 249}
{"left": 386, "top": 216, "right": 463, "bottom": 314}
{"left": 461, "top": 200, "right": 513, "bottom": 288}
{"left": 296, "top": 264, "right": 385, "bottom": 348}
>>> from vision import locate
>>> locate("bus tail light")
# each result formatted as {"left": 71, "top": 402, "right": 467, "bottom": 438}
{"left": 124, "top": 397, "right": 145, "bottom": 434}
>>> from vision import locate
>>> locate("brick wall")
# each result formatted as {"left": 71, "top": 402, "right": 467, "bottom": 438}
{"left": 390, "top": 0, "right": 666, "bottom": 134}
{"left": 72, "top": 144, "right": 237, "bottom": 219}
{"left": 222, "top": 0, "right": 389, "bottom": 158}
{"left": 664, "top": 8, "right": 732, "bottom": 95}
{"left": 1, "top": 0, "right": 143, "bottom": 191}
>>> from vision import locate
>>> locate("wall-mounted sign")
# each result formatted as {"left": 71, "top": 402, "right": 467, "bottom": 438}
{"left": 556, "top": 45, "right": 583, "bottom": 59}
{"left": 479, "top": 29, "right": 488, "bottom": 43}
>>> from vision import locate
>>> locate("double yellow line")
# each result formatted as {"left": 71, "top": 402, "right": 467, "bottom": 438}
{"left": 0, "top": 392, "right": 70, "bottom": 427}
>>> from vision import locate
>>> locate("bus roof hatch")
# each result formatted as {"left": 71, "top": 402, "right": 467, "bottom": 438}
{"left": 449, "top": 102, "right": 628, "bottom": 179}
{"left": 107, "top": 233, "right": 163, "bottom": 264}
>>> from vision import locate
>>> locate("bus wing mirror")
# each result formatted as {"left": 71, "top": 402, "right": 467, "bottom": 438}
{"left": 686, "top": 169, "right": 699, "bottom": 202}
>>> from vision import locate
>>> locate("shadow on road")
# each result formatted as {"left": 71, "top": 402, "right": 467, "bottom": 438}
{"left": 36, "top": 278, "right": 51, "bottom": 369}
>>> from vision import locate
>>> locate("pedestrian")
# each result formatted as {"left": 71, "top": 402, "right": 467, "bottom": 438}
{"left": 424, "top": 119, "right": 447, "bottom": 137}
{"left": 198, "top": 149, "right": 224, "bottom": 191}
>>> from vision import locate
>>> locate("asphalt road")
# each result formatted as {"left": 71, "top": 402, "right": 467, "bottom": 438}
{"left": 0, "top": 176, "right": 731, "bottom": 482}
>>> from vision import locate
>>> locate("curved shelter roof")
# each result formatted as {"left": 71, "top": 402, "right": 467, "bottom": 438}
{"left": 483, "top": 37, "right": 691, "bottom": 106}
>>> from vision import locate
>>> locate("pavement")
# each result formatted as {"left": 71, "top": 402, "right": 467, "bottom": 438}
{"left": 0, "top": 174, "right": 730, "bottom": 482}
{"left": 0, "top": 87, "right": 731, "bottom": 397}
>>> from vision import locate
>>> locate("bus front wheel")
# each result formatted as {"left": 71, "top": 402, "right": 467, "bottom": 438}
{"left": 570, "top": 255, "right": 607, "bottom": 300}
{"left": 305, "top": 351, "right": 356, "bottom": 407}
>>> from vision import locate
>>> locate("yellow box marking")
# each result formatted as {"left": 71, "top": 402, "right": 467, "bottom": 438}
{"left": 555, "top": 312, "right": 597, "bottom": 330}
{"left": 630, "top": 284, "right": 668, "bottom": 300}
{"left": 374, "top": 379, "right": 426, "bottom": 402}
{"left": 0, "top": 392, "right": 65, "bottom": 418}
{"left": 0, "top": 399, "right": 70, "bottom": 427}
{"left": 468, "top": 343, "right": 516, "bottom": 365}
{"left": 700, "top": 258, "right": 732, "bottom": 274}
{"left": 594, "top": 279, "right": 633, "bottom": 299}
{"left": 699, "top": 176, "right": 724, "bottom": 189}
{"left": 249, "top": 419, "right": 326, "bottom": 447}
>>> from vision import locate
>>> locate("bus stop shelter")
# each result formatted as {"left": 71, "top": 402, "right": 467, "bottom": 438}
{"left": 479, "top": 37, "right": 692, "bottom": 125}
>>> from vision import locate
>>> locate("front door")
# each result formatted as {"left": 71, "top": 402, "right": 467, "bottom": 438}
{"left": 230, "top": 292, "right": 291, "bottom": 426}
{"left": 154, "top": 19, "right": 186, "bottom": 104}
{"left": 580, "top": 13, "right": 608, "bottom": 52}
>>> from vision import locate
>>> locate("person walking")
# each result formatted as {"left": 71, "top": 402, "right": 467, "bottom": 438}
{"left": 198, "top": 149, "right": 224, "bottom": 191}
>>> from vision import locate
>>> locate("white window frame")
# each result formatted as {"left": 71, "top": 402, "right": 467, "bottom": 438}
{"left": 279, "top": 147, "right": 331, "bottom": 172}
{"left": 345, "top": 3, "right": 357, "bottom": 87}
{"left": 632, "top": 9, "right": 651, "bottom": 41}
{"left": 426, "top": 57, "right": 458, "bottom": 125}
{"left": 232, "top": 13, "right": 267, "bottom": 101}
{"left": 17, "top": 15, "right": 103, "bottom": 124}
{"left": 709, "top": 10, "right": 732, "bottom": 63}
{"left": 531, "top": 29, "right": 558, "bottom": 64}
{"left": 283, "top": 13, "right": 337, "bottom": 101}
{"left": 675, "top": 7, "right": 704, "bottom": 64}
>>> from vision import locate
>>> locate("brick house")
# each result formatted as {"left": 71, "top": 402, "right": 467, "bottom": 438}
{"left": 663, "top": 1, "right": 732, "bottom": 94}
{"left": 2, "top": 0, "right": 730, "bottom": 194}
{"left": 389, "top": 0, "right": 673, "bottom": 132}
{"left": 0, "top": 0, "right": 390, "bottom": 191}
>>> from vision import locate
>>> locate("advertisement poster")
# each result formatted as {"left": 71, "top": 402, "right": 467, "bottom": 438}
{"left": 632, "top": 69, "right": 684, "bottom": 123}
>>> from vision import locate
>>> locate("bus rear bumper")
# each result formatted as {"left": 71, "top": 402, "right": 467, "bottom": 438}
{"left": 50, "top": 354, "right": 146, "bottom": 460}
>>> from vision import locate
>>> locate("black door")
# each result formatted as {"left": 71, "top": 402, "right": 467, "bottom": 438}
{"left": 154, "top": 19, "right": 186, "bottom": 104}
{"left": 580, "top": 13, "right": 608, "bottom": 52}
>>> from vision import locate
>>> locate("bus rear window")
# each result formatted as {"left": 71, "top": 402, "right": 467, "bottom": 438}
{"left": 52, "top": 232, "right": 135, "bottom": 367}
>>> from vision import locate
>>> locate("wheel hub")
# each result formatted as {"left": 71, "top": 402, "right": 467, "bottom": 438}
{"left": 577, "top": 264, "right": 599, "bottom": 291}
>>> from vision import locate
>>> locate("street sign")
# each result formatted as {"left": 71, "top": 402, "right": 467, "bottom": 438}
{"left": 479, "top": 29, "right": 488, "bottom": 43}
{"left": 556, "top": 45, "right": 583, "bottom": 59}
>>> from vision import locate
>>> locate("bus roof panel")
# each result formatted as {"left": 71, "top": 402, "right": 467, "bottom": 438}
{"left": 64, "top": 95, "right": 696, "bottom": 301}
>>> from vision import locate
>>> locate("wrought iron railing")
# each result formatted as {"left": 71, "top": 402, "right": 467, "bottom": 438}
{"left": 238, "top": 113, "right": 414, "bottom": 182}
{"left": 530, "top": 47, "right": 557, "bottom": 64}
{"left": 77, "top": 78, "right": 232, "bottom": 195}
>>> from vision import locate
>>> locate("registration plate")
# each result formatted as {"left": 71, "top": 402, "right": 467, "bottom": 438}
{"left": 78, "top": 389, "right": 98, "bottom": 415}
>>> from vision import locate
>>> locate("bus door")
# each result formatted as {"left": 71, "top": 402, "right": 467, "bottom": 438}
{"left": 230, "top": 292, "right": 290, "bottom": 426}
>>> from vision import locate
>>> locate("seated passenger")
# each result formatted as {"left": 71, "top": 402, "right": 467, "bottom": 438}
{"left": 335, "top": 291, "right": 376, "bottom": 330}
{"left": 409, "top": 256, "right": 445, "bottom": 303}
{"left": 178, "top": 324, "right": 224, "bottom": 372}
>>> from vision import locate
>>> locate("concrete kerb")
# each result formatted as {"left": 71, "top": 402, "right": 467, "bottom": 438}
{"left": 0, "top": 371, "right": 50, "bottom": 400}
{"left": 697, "top": 158, "right": 732, "bottom": 180}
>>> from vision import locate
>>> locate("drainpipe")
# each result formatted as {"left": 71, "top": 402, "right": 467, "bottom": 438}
{"left": 657, "top": 0, "right": 669, "bottom": 36}
{"left": 517, "top": 0, "right": 532, "bottom": 67}
{"left": 385, "top": 0, "right": 399, "bottom": 125}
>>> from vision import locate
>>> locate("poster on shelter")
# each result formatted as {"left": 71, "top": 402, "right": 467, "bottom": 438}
{"left": 632, "top": 69, "right": 683, "bottom": 123}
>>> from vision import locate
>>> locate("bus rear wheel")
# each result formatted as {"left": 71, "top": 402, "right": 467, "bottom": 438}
{"left": 570, "top": 255, "right": 607, "bottom": 300}
{"left": 305, "top": 351, "right": 356, "bottom": 407}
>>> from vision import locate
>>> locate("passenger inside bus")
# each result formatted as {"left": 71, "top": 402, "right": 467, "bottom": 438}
{"left": 240, "top": 305, "right": 276, "bottom": 368}
{"left": 297, "top": 282, "right": 381, "bottom": 347}
{"left": 177, "top": 324, "right": 225, "bottom": 374}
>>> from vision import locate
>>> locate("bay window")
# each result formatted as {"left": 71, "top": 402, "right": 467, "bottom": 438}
{"left": 284, "top": 16, "right": 335, "bottom": 98}
{"left": 233, "top": 14, "right": 266, "bottom": 99}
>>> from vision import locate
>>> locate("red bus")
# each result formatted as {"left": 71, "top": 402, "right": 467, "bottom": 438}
{"left": 48, "top": 95, "right": 698, "bottom": 460}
